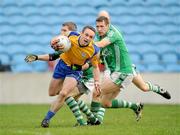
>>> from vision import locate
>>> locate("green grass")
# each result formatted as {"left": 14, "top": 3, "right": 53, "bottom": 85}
{"left": 0, "top": 104, "right": 179, "bottom": 135}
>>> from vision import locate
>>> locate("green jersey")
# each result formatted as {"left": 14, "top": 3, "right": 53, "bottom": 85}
{"left": 96, "top": 24, "right": 133, "bottom": 74}
{"left": 82, "top": 66, "right": 93, "bottom": 81}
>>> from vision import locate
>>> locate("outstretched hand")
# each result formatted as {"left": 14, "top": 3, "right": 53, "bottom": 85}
{"left": 24, "top": 54, "right": 38, "bottom": 63}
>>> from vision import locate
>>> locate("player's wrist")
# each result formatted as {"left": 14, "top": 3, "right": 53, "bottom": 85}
{"left": 94, "top": 80, "right": 100, "bottom": 85}
{"left": 35, "top": 55, "right": 38, "bottom": 60}
{"left": 31, "top": 54, "right": 38, "bottom": 60}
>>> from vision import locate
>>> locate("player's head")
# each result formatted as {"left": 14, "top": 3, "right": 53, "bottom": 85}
{"left": 79, "top": 25, "right": 96, "bottom": 47}
{"left": 60, "top": 22, "right": 77, "bottom": 35}
{"left": 96, "top": 16, "right": 109, "bottom": 37}
{"left": 98, "top": 10, "right": 110, "bottom": 21}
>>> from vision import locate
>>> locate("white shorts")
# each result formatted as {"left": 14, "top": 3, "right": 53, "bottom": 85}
{"left": 77, "top": 78, "right": 94, "bottom": 94}
{"left": 132, "top": 64, "right": 140, "bottom": 77}
{"left": 111, "top": 71, "right": 134, "bottom": 88}
{"left": 104, "top": 69, "right": 133, "bottom": 89}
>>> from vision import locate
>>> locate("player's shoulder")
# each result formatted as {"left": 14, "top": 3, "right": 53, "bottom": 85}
{"left": 107, "top": 25, "right": 123, "bottom": 39}
{"left": 67, "top": 31, "right": 80, "bottom": 43}
{"left": 92, "top": 44, "right": 100, "bottom": 56}
{"left": 68, "top": 31, "right": 80, "bottom": 37}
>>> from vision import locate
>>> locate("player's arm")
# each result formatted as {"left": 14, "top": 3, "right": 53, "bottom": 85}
{"left": 90, "top": 53, "right": 101, "bottom": 95}
{"left": 92, "top": 63, "right": 101, "bottom": 96}
{"left": 90, "top": 46, "right": 101, "bottom": 81}
{"left": 25, "top": 51, "right": 61, "bottom": 63}
{"left": 95, "top": 38, "right": 111, "bottom": 48}
{"left": 92, "top": 64, "right": 100, "bottom": 83}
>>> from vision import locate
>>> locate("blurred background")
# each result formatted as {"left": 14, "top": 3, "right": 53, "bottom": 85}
{"left": 0, "top": 0, "right": 179, "bottom": 104}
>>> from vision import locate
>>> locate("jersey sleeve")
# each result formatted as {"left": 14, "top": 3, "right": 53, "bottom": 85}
{"left": 90, "top": 45, "right": 100, "bottom": 67}
{"left": 67, "top": 31, "right": 80, "bottom": 37}
{"left": 104, "top": 31, "right": 118, "bottom": 43}
{"left": 90, "top": 53, "right": 100, "bottom": 67}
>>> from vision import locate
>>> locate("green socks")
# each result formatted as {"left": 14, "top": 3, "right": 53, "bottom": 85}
{"left": 146, "top": 82, "right": 161, "bottom": 93}
{"left": 91, "top": 101, "right": 105, "bottom": 123}
{"left": 112, "top": 99, "right": 138, "bottom": 111}
{"left": 65, "top": 97, "right": 86, "bottom": 125}
{"left": 77, "top": 100, "right": 97, "bottom": 123}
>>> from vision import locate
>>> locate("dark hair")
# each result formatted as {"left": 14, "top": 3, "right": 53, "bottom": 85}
{"left": 82, "top": 25, "right": 96, "bottom": 34}
{"left": 62, "top": 22, "right": 77, "bottom": 31}
{"left": 96, "top": 16, "right": 109, "bottom": 25}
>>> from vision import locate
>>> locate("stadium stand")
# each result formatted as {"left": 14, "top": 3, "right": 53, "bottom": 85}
{"left": 11, "top": 63, "right": 33, "bottom": 72}
{"left": 31, "top": 61, "right": 49, "bottom": 72}
{"left": 0, "top": 0, "right": 179, "bottom": 72}
{"left": 147, "top": 63, "right": 165, "bottom": 72}
{"left": 142, "top": 52, "right": 160, "bottom": 65}
{"left": 0, "top": 53, "right": 11, "bottom": 65}
{"left": 129, "top": 52, "right": 142, "bottom": 65}
{"left": 166, "top": 64, "right": 180, "bottom": 72}
{"left": 161, "top": 52, "right": 179, "bottom": 64}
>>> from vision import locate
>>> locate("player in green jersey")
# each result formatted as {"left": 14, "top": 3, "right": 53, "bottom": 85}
{"left": 89, "top": 15, "right": 144, "bottom": 121}
{"left": 88, "top": 11, "right": 171, "bottom": 122}
{"left": 97, "top": 10, "right": 171, "bottom": 102}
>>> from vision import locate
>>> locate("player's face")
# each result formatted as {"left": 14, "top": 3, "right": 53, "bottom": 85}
{"left": 96, "top": 20, "right": 109, "bottom": 36}
{"left": 60, "top": 26, "right": 69, "bottom": 35}
{"left": 80, "top": 28, "right": 95, "bottom": 46}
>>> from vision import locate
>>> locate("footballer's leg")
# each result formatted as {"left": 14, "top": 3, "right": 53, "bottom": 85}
{"left": 77, "top": 99, "right": 101, "bottom": 125}
{"left": 41, "top": 78, "right": 64, "bottom": 128}
{"left": 42, "top": 77, "right": 86, "bottom": 127}
{"left": 70, "top": 87, "right": 83, "bottom": 100}
{"left": 65, "top": 96, "right": 87, "bottom": 126}
{"left": 101, "top": 91, "right": 143, "bottom": 121}
{"left": 90, "top": 75, "right": 118, "bottom": 123}
{"left": 132, "top": 74, "right": 171, "bottom": 99}
{"left": 99, "top": 72, "right": 144, "bottom": 121}
{"left": 67, "top": 82, "right": 100, "bottom": 125}
{"left": 48, "top": 78, "right": 63, "bottom": 96}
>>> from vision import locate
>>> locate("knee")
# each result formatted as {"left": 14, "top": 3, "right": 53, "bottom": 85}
{"left": 49, "top": 91, "right": 57, "bottom": 96}
{"left": 59, "top": 91, "right": 68, "bottom": 99}
{"left": 48, "top": 86, "right": 59, "bottom": 96}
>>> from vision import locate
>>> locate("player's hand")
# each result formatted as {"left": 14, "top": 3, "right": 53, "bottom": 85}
{"left": 51, "top": 44, "right": 65, "bottom": 51}
{"left": 50, "top": 37, "right": 59, "bottom": 46}
{"left": 94, "top": 81, "right": 101, "bottom": 96}
{"left": 24, "top": 54, "right": 38, "bottom": 63}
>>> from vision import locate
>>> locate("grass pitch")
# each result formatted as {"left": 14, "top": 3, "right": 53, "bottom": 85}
{"left": 0, "top": 104, "right": 179, "bottom": 135}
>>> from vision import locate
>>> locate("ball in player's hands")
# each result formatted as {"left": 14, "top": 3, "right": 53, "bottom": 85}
{"left": 51, "top": 35, "right": 71, "bottom": 52}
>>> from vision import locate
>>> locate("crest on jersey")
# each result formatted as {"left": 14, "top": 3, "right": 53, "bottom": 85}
{"left": 108, "top": 31, "right": 114, "bottom": 38}
{"left": 101, "top": 48, "right": 112, "bottom": 57}
{"left": 81, "top": 52, "right": 86, "bottom": 58}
